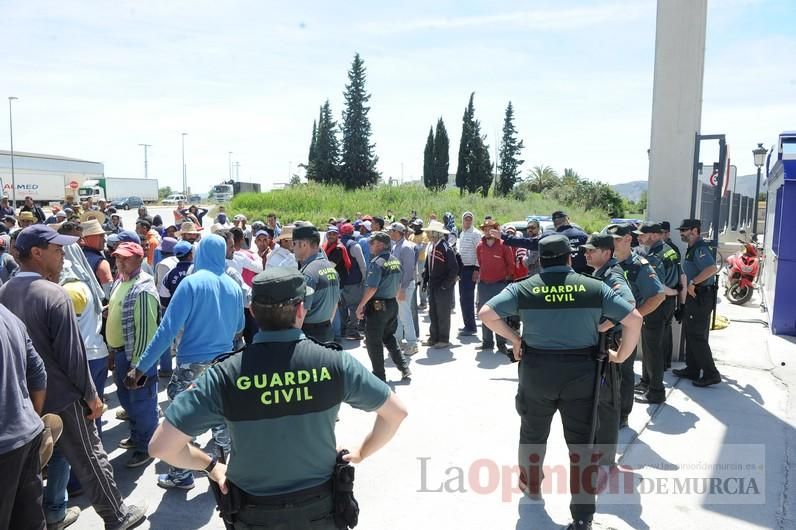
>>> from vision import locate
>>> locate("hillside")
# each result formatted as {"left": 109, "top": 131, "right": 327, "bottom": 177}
{"left": 612, "top": 174, "right": 761, "bottom": 201}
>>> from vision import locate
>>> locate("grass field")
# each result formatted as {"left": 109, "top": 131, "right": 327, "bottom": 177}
{"left": 229, "top": 183, "right": 612, "bottom": 233}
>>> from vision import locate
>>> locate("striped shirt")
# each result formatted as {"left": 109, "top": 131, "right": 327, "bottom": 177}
{"left": 458, "top": 227, "right": 482, "bottom": 267}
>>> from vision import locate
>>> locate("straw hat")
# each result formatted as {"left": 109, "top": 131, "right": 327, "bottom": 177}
{"left": 422, "top": 219, "right": 450, "bottom": 235}
{"left": 80, "top": 219, "right": 106, "bottom": 238}
{"left": 80, "top": 210, "right": 106, "bottom": 224}
{"left": 176, "top": 221, "right": 201, "bottom": 236}
{"left": 18, "top": 211, "right": 36, "bottom": 222}
{"left": 480, "top": 219, "right": 500, "bottom": 232}
{"left": 277, "top": 224, "right": 294, "bottom": 241}
{"left": 39, "top": 414, "right": 64, "bottom": 470}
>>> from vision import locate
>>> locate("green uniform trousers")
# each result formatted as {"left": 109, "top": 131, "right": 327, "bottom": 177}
{"left": 233, "top": 490, "right": 337, "bottom": 529}
{"left": 516, "top": 354, "right": 600, "bottom": 522}
{"left": 639, "top": 296, "right": 676, "bottom": 401}
{"left": 364, "top": 299, "right": 408, "bottom": 381}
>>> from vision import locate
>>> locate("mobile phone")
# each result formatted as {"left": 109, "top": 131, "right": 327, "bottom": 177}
{"left": 136, "top": 374, "right": 148, "bottom": 387}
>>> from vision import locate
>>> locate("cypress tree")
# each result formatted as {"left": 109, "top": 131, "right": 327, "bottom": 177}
{"left": 456, "top": 93, "right": 492, "bottom": 196}
{"left": 423, "top": 127, "right": 435, "bottom": 189}
{"left": 340, "top": 53, "right": 379, "bottom": 188}
{"left": 314, "top": 100, "right": 340, "bottom": 184}
{"left": 306, "top": 119, "right": 318, "bottom": 181}
{"left": 433, "top": 117, "right": 449, "bottom": 190}
{"left": 497, "top": 101, "right": 524, "bottom": 196}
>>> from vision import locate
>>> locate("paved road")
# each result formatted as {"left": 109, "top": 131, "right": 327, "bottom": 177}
{"left": 63, "top": 284, "right": 795, "bottom": 529}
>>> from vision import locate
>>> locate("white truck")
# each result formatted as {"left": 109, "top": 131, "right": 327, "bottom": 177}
{"left": 0, "top": 174, "right": 71, "bottom": 204}
{"left": 78, "top": 178, "right": 159, "bottom": 203}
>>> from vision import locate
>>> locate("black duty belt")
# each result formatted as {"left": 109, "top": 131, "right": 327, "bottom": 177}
{"left": 302, "top": 320, "right": 331, "bottom": 329}
{"left": 369, "top": 298, "right": 394, "bottom": 302}
{"left": 522, "top": 344, "right": 599, "bottom": 357}
{"left": 241, "top": 479, "right": 332, "bottom": 507}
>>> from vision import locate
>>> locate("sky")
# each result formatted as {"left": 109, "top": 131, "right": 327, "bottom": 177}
{"left": 1, "top": 0, "right": 794, "bottom": 193}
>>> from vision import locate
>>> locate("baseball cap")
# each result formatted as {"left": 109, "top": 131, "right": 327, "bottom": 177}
{"left": 607, "top": 223, "right": 634, "bottom": 238}
{"left": 633, "top": 222, "right": 663, "bottom": 235}
{"left": 370, "top": 231, "right": 391, "bottom": 246}
{"left": 112, "top": 242, "right": 144, "bottom": 258}
{"left": 117, "top": 230, "right": 142, "bottom": 245}
{"left": 538, "top": 234, "right": 573, "bottom": 258}
{"left": 551, "top": 211, "right": 568, "bottom": 220}
{"left": 55, "top": 211, "right": 67, "bottom": 219}
{"left": 106, "top": 234, "right": 120, "bottom": 248}
{"left": 234, "top": 214, "right": 247, "bottom": 222}
{"left": 174, "top": 241, "right": 193, "bottom": 257}
{"left": 15, "top": 225, "right": 79, "bottom": 253}
{"left": 677, "top": 218, "right": 701, "bottom": 230}
{"left": 387, "top": 222, "right": 406, "bottom": 233}
{"left": 582, "top": 233, "right": 615, "bottom": 251}
{"left": 340, "top": 223, "right": 355, "bottom": 236}
{"left": 252, "top": 267, "right": 314, "bottom": 305}
{"left": 254, "top": 230, "right": 271, "bottom": 239}
{"left": 292, "top": 222, "right": 319, "bottom": 241}
{"left": 362, "top": 220, "right": 372, "bottom": 231}
{"left": 158, "top": 237, "right": 178, "bottom": 254}
{"left": 326, "top": 225, "right": 339, "bottom": 234}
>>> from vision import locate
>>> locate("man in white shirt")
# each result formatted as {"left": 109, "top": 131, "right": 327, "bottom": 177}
{"left": 457, "top": 211, "right": 482, "bottom": 336}
{"left": 266, "top": 224, "right": 298, "bottom": 269}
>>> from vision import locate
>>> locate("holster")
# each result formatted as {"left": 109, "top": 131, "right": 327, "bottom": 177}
{"left": 333, "top": 450, "right": 359, "bottom": 529}
{"left": 370, "top": 300, "right": 385, "bottom": 312}
{"left": 211, "top": 480, "right": 241, "bottom": 530}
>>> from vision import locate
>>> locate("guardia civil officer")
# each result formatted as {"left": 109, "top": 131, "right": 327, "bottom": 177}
{"left": 582, "top": 233, "right": 635, "bottom": 467}
{"left": 479, "top": 235, "right": 642, "bottom": 530}
{"left": 608, "top": 224, "right": 664, "bottom": 426}
{"left": 292, "top": 222, "right": 341, "bottom": 343}
{"left": 672, "top": 219, "right": 721, "bottom": 387}
{"left": 355, "top": 231, "right": 412, "bottom": 381}
{"left": 148, "top": 267, "right": 408, "bottom": 529}
{"left": 634, "top": 222, "right": 681, "bottom": 403}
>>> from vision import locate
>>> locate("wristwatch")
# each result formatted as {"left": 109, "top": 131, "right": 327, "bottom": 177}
{"left": 203, "top": 454, "right": 218, "bottom": 475}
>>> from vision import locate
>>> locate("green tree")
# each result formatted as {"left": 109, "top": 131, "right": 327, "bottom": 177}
{"left": 497, "top": 101, "right": 524, "bottom": 196}
{"left": 340, "top": 53, "right": 379, "bottom": 188}
{"left": 433, "top": 117, "right": 450, "bottom": 190}
{"left": 455, "top": 93, "right": 492, "bottom": 196}
{"left": 527, "top": 165, "right": 560, "bottom": 193}
{"left": 158, "top": 186, "right": 172, "bottom": 199}
{"left": 310, "top": 100, "right": 340, "bottom": 184}
{"left": 423, "top": 126, "right": 435, "bottom": 189}
{"left": 308, "top": 119, "right": 317, "bottom": 166}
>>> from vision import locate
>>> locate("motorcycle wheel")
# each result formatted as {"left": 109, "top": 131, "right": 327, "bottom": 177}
{"left": 727, "top": 283, "right": 753, "bottom": 305}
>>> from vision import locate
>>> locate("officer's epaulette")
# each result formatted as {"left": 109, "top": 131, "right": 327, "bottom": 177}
{"left": 211, "top": 347, "right": 245, "bottom": 365}
{"left": 637, "top": 256, "right": 650, "bottom": 266}
{"left": 303, "top": 336, "right": 344, "bottom": 351}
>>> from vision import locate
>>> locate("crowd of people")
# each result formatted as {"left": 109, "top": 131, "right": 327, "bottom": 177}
{"left": 0, "top": 191, "right": 721, "bottom": 530}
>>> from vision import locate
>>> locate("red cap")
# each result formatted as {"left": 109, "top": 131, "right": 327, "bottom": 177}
{"left": 112, "top": 242, "right": 144, "bottom": 258}
{"left": 340, "top": 223, "right": 355, "bottom": 236}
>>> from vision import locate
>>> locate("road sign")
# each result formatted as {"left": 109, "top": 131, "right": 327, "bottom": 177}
{"left": 69, "top": 180, "right": 79, "bottom": 189}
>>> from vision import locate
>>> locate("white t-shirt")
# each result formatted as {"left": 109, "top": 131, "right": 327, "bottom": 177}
{"left": 63, "top": 281, "right": 109, "bottom": 361}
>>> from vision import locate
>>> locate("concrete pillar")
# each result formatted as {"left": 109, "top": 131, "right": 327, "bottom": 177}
{"left": 647, "top": 0, "right": 708, "bottom": 361}
{"left": 647, "top": 0, "right": 708, "bottom": 225}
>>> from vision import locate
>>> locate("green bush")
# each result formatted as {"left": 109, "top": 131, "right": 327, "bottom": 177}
{"left": 230, "top": 183, "right": 611, "bottom": 233}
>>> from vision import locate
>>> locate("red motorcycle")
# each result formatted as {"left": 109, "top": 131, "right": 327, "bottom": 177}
{"left": 723, "top": 230, "right": 760, "bottom": 305}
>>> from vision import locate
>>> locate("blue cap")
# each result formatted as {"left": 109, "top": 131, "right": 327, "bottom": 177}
{"left": 174, "top": 241, "right": 193, "bottom": 257}
{"left": 158, "top": 237, "right": 178, "bottom": 254}
{"left": 15, "top": 225, "right": 79, "bottom": 253}
{"left": 117, "top": 230, "right": 141, "bottom": 244}
{"left": 107, "top": 233, "right": 120, "bottom": 247}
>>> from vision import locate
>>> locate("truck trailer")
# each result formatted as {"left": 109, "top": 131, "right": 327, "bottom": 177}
{"left": 79, "top": 178, "right": 160, "bottom": 203}
{"left": 212, "top": 180, "right": 261, "bottom": 202}
{"left": 0, "top": 174, "right": 74, "bottom": 205}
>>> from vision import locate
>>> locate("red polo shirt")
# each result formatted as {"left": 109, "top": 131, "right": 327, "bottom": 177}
{"left": 476, "top": 238, "right": 514, "bottom": 283}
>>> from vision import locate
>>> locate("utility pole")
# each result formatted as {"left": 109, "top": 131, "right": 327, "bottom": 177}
{"left": 181, "top": 132, "right": 188, "bottom": 194}
{"left": 8, "top": 97, "right": 18, "bottom": 207}
{"left": 228, "top": 151, "right": 233, "bottom": 181}
{"left": 235, "top": 161, "right": 240, "bottom": 180}
{"left": 138, "top": 143, "right": 151, "bottom": 179}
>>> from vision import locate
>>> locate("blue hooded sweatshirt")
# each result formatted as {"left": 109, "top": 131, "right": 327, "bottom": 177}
{"left": 135, "top": 234, "right": 245, "bottom": 371}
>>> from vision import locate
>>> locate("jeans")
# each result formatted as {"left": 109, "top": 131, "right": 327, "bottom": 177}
{"left": 114, "top": 351, "right": 159, "bottom": 453}
{"left": 410, "top": 284, "right": 420, "bottom": 337}
{"left": 332, "top": 307, "right": 342, "bottom": 339}
{"left": 458, "top": 266, "right": 477, "bottom": 331}
{"left": 477, "top": 281, "right": 508, "bottom": 348}
{"left": 166, "top": 362, "right": 231, "bottom": 482}
{"left": 340, "top": 283, "right": 364, "bottom": 336}
{"left": 395, "top": 281, "right": 417, "bottom": 346}
{"left": 417, "top": 260, "right": 428, "bottom": 306}
{"left": 88, "top": 357, "right": 108, "bottom": 436}
{"left": 44, "top": 448, "right": 70, "bottom": 524}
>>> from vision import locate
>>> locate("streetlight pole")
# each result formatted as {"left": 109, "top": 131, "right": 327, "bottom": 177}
{"left": 228, "top": 152, "right": 233, "bottom": 181}
{"left": 138, "top": 143, "right": 151, "bottom": 179}
{"left": 752, "top": 143, "right": 767, "bottom": 238}
{"left": 8, "top": 97, "right": 18, "bottom": 207}
{"left": 235, "top": 161, "right": 240, "bottom": 180}
{"left": 181, "top": 133, "right": 188, "bottom": 195}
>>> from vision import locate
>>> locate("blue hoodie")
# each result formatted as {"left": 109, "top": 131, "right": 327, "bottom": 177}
{"left": 135, "top": 234, "right": 245, "bottom": 371}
